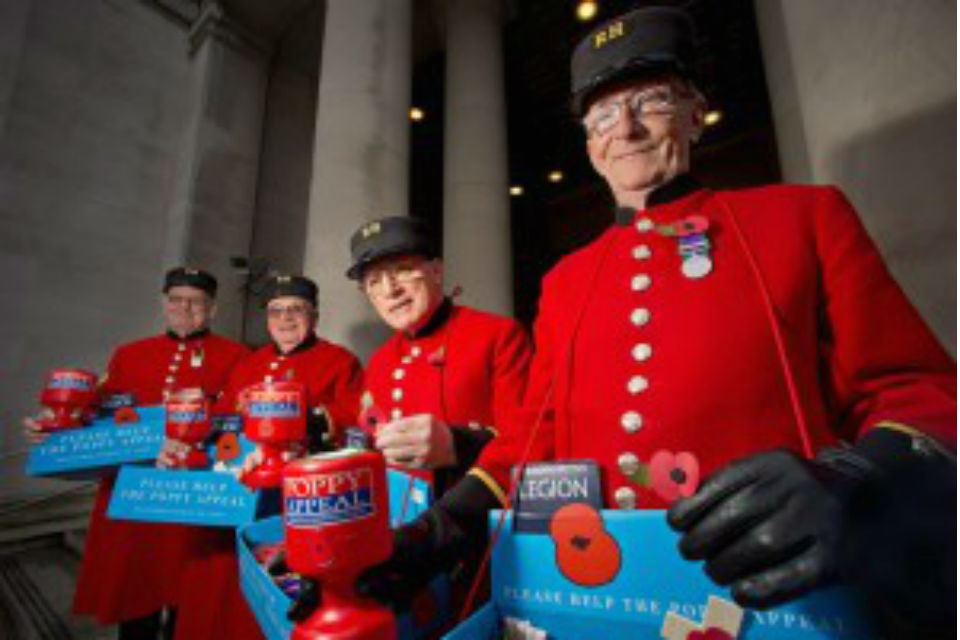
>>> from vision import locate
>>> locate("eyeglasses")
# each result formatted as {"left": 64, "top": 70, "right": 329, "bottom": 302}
{"left": 362, "top": 261, "right": 427, "bottom": 297}
{"left": 266, "top": 304, "right": 312, "bottom": 319}
{"left": 582, "top": 86, "right": 684, "bottom": 137}
{"left": 166, "top": 294, "right": 209, "bottom": 309}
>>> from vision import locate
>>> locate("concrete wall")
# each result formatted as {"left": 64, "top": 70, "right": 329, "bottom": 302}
{"left": 0, "top": 0, "right": 194, "bottom": 495}
{"left": 755, "top": 0, "right": 956, "bottom": 353}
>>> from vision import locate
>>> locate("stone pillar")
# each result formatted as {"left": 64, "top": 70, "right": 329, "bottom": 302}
{"left": 754, "top": 0, "right": 956, "bottom": 353}
{"left": 162, "top": 1, "right": 271, "bottom": 339}
{"left": 303, "top": 0, "right": 412, "bottom": 360}
{"left": 443, "top": 0, "right": 513, "bottom": 316}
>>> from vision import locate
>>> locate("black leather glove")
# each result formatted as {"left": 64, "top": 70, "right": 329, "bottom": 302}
{"left": 667, "top": 428, "right": 955, "bottom": 615}
{"left": 305, "top": 408, "right": 332, "bottom": 453}
{"left": 667, "top": 448, "right": 844, "bottom": 608}
{"left": 287, "top": 578, "right": 321, "bottom": 623}
{"left": 832, "top": 432, "right": 956, "bottom": 639}
{"left": 355, "top": 473, "right": 500, "bottom": 609}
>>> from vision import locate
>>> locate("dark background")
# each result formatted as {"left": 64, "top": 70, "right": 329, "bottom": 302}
{"left": 410, "top": 0, "right": 781, "bottom": 325}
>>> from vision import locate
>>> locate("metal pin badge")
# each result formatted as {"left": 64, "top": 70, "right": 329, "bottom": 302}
{"left": 678, "top": 231, "right": 713, "bottom": 279}
{"left": 681, "top": 254, "right": 713, "bottom": 279}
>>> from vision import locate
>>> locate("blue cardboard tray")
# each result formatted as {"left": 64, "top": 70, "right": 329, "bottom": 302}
{"left": 238, "top": 469, "right": 446, "bottom": 640}
{"left": 25, "top": 406, "right": 166, "bottom": 480}
{"left": 443, "top": 510, "right": 879, "bottom": 639}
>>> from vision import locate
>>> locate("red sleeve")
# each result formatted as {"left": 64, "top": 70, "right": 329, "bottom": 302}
{"left": 212, "top": 353, "right": 255, "bottom": 415}
{"left": 490, "top": 319, "right": 533, "bottom": 429}
{"left": 97, "top": 345, "right": 128, "bottom": 399}
{"left": 323, "top": 351, "right": 365, "bottom": 439}
{"left": 815, "top": 187, "right": 956, "bottom": 449}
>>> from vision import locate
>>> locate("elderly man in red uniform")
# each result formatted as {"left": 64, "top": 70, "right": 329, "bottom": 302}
{"left": 364, "top": 7, "right": 956, "bottom": 636}
{"left": 347, "top": 216, "right": 532, "bottom": 493}
{"left": 171, "top": 273, "right": 364, "bottom": 639}
{"left": 26, "top": 267, "right": 248, "bottom": 639}
{"left": 283, "top": 218, "right": 532, "bottom": 621}
{"left": 215, "top": 274, "right": 364, "bottom": 439}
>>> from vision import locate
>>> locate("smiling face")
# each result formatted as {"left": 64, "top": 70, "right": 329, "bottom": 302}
{"left": 361, "top": 254, "right": 444, "bottom": 334}
{"left": 162, "top": 285, "right": 215, "bottom": 338}
{"left": 265, "top": 295, "right": 317, "bottom": 353}
{"left": 584, "top": 76, "right": 705, "bottom": 208}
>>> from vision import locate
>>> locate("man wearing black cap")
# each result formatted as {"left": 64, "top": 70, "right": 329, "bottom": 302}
{"left": 25, "top": 266, "right": 248, "bottom": 638}
{"left": 347, "top": 216, "right": 531, "bottom": 489}
{"left": 335, "top": 215, "right": 531, "bottom": 614}
{"left": 212, "top": 274, "right": 364, "bottom": 434}
{"left": 170, "top": 273, "right": 364, "bottom": 640}
{"left": 364, "top": 6, "right": 956, "bottom": 635}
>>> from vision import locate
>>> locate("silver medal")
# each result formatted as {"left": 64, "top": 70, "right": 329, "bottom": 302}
{"left": 682, "top": 254, "right": 713, "bottom": 279}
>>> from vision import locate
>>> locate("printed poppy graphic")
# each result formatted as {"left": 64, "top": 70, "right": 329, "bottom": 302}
{"left": 549, "top": 503, "right": 621, "bottom": 587}
{"left": 113, "top": 407, "right": 140, "bottom": 424}
{"left": 216, "top": 432, "right": 241, "bottom": 462}
{"left": 649, "top": 450, "right": 700, "bottom": 503}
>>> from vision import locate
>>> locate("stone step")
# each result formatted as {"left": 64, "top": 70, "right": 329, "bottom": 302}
{"left": 0, "top": 543, "right": 114, "bottom": 639}
{"left": 0, "top": 485, "right": 96, "bottom": 545}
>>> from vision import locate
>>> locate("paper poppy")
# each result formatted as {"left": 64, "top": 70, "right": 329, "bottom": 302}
{"left": 427, "top": 346, "right": 446, "bottom": 366}
{"left": 649, "top": 450, "right": 700, "bottom": 503}
{"left": 358, "top": 405, "right": 387, "bottom": 434}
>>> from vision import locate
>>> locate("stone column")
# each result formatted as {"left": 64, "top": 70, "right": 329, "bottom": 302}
{"left": 443, "top": 0, "right": 513, "bottom": 316}
{"left": 162, "top": 0, "right": 271, "bottom": 339}
{"left": 754, "top": 0, "right": 956, "bottom": 352}
{"left": 303, "top": 0, "right": 412, "bottom": 360}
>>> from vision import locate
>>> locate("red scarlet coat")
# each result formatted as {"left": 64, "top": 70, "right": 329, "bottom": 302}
{"left": 474, "top": 183, "right": 956, "bottom": 509}
{"left": 173, "top": 334, "right": 364, "bottom": 640}
{"left": 364, "top": 303, "right": 532, "bottom": 488}
{"left": 73, "top": 331, "right": 248, "bottom": 624}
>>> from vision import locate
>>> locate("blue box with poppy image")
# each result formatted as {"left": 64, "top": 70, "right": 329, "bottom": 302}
{"left": 443, "top": 509, "right": 879, "bottom": 640}
{"left": 237, "top": 469, "right": 447, "bottom": 640}
{"left": 26, "top": 406, "right": 167, "bottom": 480}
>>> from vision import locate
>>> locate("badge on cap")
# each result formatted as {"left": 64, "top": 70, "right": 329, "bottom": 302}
{"left": 592, "top": 20, "right": 627, "bottom": 49}
{"left": 658, "top": 215, "right": 713, "bottom": 279}
{"left": 360, "top": 221, "right": 382, "bottom": 238}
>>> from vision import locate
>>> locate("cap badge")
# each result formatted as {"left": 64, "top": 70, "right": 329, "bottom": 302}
{"left": 592, "top": 20, "right": 626, "bottom": 49}
{"left": 361, "top": 221, "right": 382, "bottom": 238}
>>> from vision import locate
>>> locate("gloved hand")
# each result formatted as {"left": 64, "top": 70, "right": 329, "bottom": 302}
{"left": 355, "top": 473, "right": 499, "bottom": 609}
{"left": 667, "top": 449, "right": 844, "bottom": 608}
{"left": 287, "top": 578, "right": 321, "bottom": 622}
{"left": 667, "top": 428, "right": 956, "bottom": 616}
